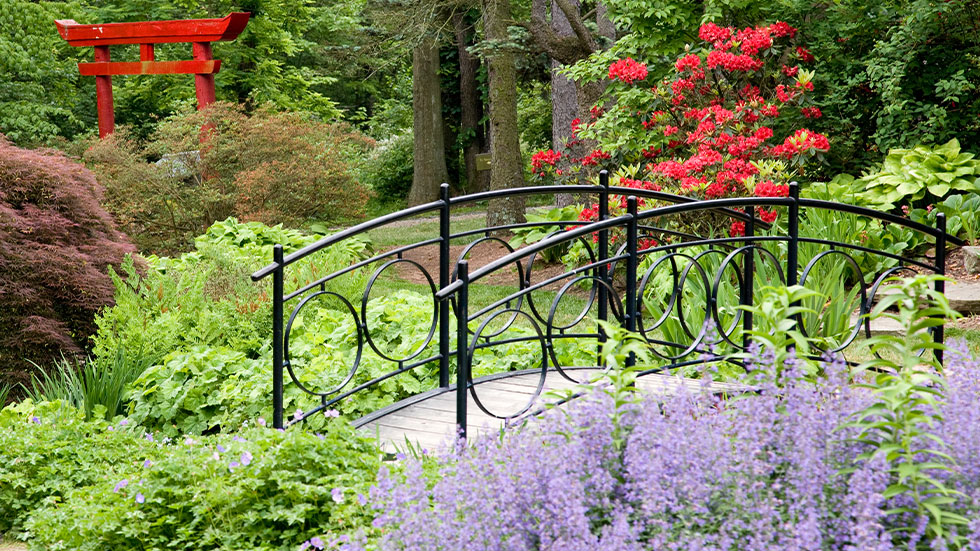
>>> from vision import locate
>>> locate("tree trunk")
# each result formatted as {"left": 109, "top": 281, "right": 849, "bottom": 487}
{"left": 408, "top": 39, "right": 450, "bottom": 206}
{"left": 483, "top": 0, "right": 526, "bottom": 227}
{"left": 551, "top": 0, "right": 579, "bottom": 207}
{"left": 455, "top": 14, "right": 489, "bottom": 193}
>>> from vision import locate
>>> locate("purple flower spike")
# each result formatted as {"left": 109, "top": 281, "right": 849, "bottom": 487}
{"left": 113, "top": 479, "right": 129, "bottom": 493}
{"left": 310, "top": 536, "right": 325, "bottom": 550}
{"left": 144, "top": 433, "right": 154, "bottom": 442}
{"left": 257, "top": 417, "right": 266, "bottom": 427}
{"left": 30, "top": 416, "right": 41, "bottom": 425}
{"left": 107, "top": 426, "right": 114, "bottom": 431}
{"left": 324, "top": 409, "right": 339, "bottom": 418}
{"left": 134, "top": 492, "right": 144, "bottom": 504}
{"left": 119, "top": 418, "right": 129, "bottom": 426}
{"left": 216, "top": 444, "right": 226, "bottom": 453}
{"left": 233, "top": 436, "right": 246, "bottom": 443}
{"left": 293, "top": 408, "right": 304, "bottom": 421}
{"left": 241, "top": 451, "right": 253, "bottom": 466}
{"left": 357, "top": 493, "right": 367, "bottom": 506}
{"left": 143, "top": 459, "right": 152, "bottom": 468}
{"left": 299, "top": 542, "right": 311, "bottom": 551}
{"left": 331, "top": 488, "right": 344, "bottom": 504}
{"left": 228, "top": 461, "right": 240, "bottom": 472}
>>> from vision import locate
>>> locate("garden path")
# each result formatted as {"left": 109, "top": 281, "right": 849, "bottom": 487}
{"left": 357, "top": 370, "right": 744, "bottom": 453}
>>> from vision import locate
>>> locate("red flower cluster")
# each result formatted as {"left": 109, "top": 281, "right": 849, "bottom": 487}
{"left": 753, "top": 180, "right": 789, "bottom": 197}
{"left": 608, "top": 58, "right": 648, "bottom": 84}
{"left": 801, "top": 106, "right": 822, "bottom": 118}
{"left": 707, "top": 50, "right": 764, "bottom": 72}
{"left": 768, "top": 129, "right": 830, "bottom": 158}
{"left": 531, "top": 149, "right": 561, "bottom": 175}
{"left": 796, "top": 47, "right": 815, "bottom": 63}
{"left": 580, "top": 149, "right": 611, "bottom": 166}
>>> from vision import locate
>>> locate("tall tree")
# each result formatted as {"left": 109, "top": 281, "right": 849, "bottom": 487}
{"left": 408, "top": 37, "right": 451, "bottom": 205}
{"left": 454, "top": 12, "right": 490, "bottom": 193}
{"left": 482, "top": 0, "right": 526, "bottom": 227}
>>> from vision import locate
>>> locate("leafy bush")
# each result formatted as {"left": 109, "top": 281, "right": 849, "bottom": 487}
{"left": 354, "top": 278, "right": 980, "bottom": 550}
{"left": 0, "top": 400, "right": 162, "bottom": 536}
{"left": 358, "top": 133, "right": 414, "bottom": 205}
{"left": 0, "top": 136, "right": 135, "bottom": 388}
{"left": 0, "top": 399, "right": 380, "bottom": 550}
{"left": 857, "top": 139, "right": 980, "bottom": 211}
{"left": 82, "top": 103, "right": 375, "bottom": 253}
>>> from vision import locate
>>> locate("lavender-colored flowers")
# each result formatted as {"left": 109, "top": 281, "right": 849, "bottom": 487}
{"left": 134, "top": 492, "right": 145, "bottom": 504}
{"left": 241, "top": 451, "right": 253, "bottom": 466}
{"left": 30, "top": 416, "right": 41, "bottom": 425}
{"left": 112, "top": 479, "right": 129, "bottom": 493}
{"left": 331, "top": 488, "right": 344, "bottom": 504}
{"left": 351, "top": 342, "right": 980, "bottom": 551}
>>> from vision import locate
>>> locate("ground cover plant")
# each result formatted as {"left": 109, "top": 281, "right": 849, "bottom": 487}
{"left": 350, "top": 277, "right": 980, "bottom": 550}
{"left": 0, "top": 398, "right": 381, "bottom": 551}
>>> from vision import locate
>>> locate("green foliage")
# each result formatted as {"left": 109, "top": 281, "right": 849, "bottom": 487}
{"left": 738, "top": 285, "right": 823, "bottom": 368}
{"left": 858, "top": 139, "right": 980, "bottom": 211}
{"left": 358, "top": 133, "right": 414, "bottom": 204}
{"left": 910, "top": 192, "right": 980, "bottom": 246}
{"left": 0, "top": 399, "right": 380, "bottom": 550}
{"left": 845, "top": 275, "right": 969, "bottom": 543}
{"left": 22, "top": 348, "right": 150, "bottom": 421}
{"left": 0, "top": 400, "right": 162, "bottom": 537}
{"left": 507, "top": 205, "right": 582, "bottom": 263}
{"left": 0, "top": 0, "right": 90, "bottom": 145}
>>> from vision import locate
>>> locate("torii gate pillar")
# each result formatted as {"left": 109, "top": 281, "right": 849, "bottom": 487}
{"left": 55, "top": 13, "right": 250, "bottom": 138}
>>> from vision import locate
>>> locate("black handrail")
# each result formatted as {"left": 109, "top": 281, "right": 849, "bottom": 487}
{"left": 253, "top": 177, "right": 956, "bottom": 438}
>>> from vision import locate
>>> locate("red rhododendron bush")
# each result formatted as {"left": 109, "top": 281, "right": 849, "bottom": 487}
{"left": 532, "top": 21, "right": 830, "bottom": 237}
{"left": 0, "top": 136, "right": 135, "bottom": 387}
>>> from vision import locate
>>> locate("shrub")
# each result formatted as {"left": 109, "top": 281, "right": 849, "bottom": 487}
{"left": 0, "top": 400, "right": 162, "bottom": 536}
{"left": 83, "top": 103, "right": 375, "bottom": 253}
{"left": 0, "top": 399, "right": 381, "bottom": 550}
{"left": 358, "top": 133, "right": 414, "bottom": 205}
{"left": 0, "top": 136, "right": 135, "bottom": 388}
{"left": 353, "top": 279, "right": 980, "bottom": 550}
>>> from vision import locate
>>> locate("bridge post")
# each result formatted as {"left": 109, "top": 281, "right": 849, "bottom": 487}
{"left": 935, "top": 212, "right": 946, "bottom": 365}
{"left": 456, "top": 260, "right": 470, "bottom": 441}
{"left": 625, "top": 196, "right": 638, "bottom": 368}
{"left": 741, "top": 206, "right": 755, "bottom": 350}
{"left": 597, "top": 171, "right": 610, "bottom": 364}
{"left": 438, "top": 183, "right": 451, "bottom": 388}
{"left": 787, "top": 182, "right": 800, "bottom": 286}
{"left": 272, "top": 244, "right": 284, "bottom": 430}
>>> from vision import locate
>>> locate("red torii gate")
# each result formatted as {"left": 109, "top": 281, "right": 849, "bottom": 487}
{"left": 55, "top": 13, "right": 251, "bottom": 138}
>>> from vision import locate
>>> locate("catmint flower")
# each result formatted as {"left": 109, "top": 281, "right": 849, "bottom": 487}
{"left": 299, "top": 542, "right": 311, "bottom": 551}
{"left": 331, "top": 488, "right": 344, "bottom": 504}
{"left": 228, "top": 461, "right": 240, "bottom": 472}
{"left": 395, "top": 453, "right": 406, "bottom": 461}
{"left": 310, "top": 536, "right": 325, "bottom": 549}
{"left": 293, "top": 408, "right": 304, "bottom": 421}
{"left": 216, "top": 444, "right": 226, "bottom": 453}
{"left": 233, "top": 436, "right": 246, "bottom": 443}
{"left": 357, "top": 493, "right": 367, "bottom": 506}
{"left": 257, "top": 417, "right": 266, "bottom": 427}
{"left": 241, "top": 451, "right": 252, "bottom": 466}
{"left": 144, "top": 433, "right": 154, "bottom": 442}
{"left": 107, "top": 425, "right": 114, "bottom": 431}
{"left": 184, "top": 437, "right": 196, "bottom": 446}
{"left": 324, "top": 409, "right": 339, "bottom": 418}
{"left": 212, "top": 452, "right": 220, "bottom": 461}
{"left": 113, "top": 479, "right": 129, "bottom": 493}
{"left": 30, "top": 416, "right": 41, "bottom": 425}
{"left": 134, "top": 492, "right": 144, "bottom": 504}
{"left": 143, "top": 459, "right": 152, "bottom": 468}
{"left": 119, "top": 418, "right": 129, "bottom": 426}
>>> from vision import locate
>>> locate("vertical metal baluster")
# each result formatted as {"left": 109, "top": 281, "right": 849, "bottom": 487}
{"left": 742, "top": 206, "right": 755, "bottom": 350}
{"left": 597, "top": 171, "right": 610, "bottom": 364}
{"left": 787, "top": 182, "right": 800, "bottom": 287}
{"left": 272, "top": 244, "right": 284, "bottom": 430}
{"left": 935, "top": 213, "right": 947, "bottom": 365}
{"left": 439, "top": 183, "right": 451, "bottom": 388}
{"left": 456, "top": 260, "right": 470, "bottom": 441}
{"left": 625, "top": 196, "right": 638, "bottom": 368}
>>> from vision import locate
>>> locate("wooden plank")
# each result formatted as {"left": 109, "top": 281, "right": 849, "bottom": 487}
{"left": 78, "top": 60, "right": 221, "bottom": 76}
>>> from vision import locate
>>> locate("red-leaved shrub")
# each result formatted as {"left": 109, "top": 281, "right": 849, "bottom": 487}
{"left": 0, "top": 136, "right": 135, "bottom": 386}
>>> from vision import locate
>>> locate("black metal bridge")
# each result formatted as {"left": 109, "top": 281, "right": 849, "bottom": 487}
{"left": 252, "top": 173, "right": 959, "bottom": 449}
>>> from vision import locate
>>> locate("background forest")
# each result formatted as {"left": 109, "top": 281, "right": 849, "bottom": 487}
{"left": 4, "top": 0, "right": 980, "bottom": 211}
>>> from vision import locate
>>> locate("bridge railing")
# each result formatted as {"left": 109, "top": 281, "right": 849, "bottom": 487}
{"left": 252, "top": 173, "right": 960, "bottom": 434}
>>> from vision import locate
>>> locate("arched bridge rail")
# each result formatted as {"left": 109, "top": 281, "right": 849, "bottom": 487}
{"left": 252, "top": 174, "right": 961, "bottom": 438}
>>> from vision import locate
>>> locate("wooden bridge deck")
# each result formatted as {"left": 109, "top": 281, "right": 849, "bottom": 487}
{"left": 357, "top": 369, "right": 744, "bottom": 453}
